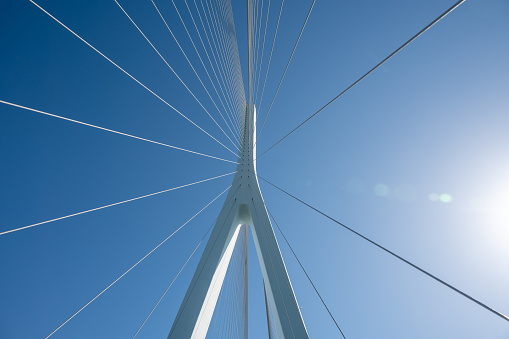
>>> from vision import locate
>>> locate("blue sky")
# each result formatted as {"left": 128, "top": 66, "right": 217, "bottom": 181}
{"left": 1, "top": 0, "right": 508, "bottom": 338}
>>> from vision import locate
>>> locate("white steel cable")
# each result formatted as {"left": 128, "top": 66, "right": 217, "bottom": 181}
{"left": 257, "top": 0, "right": 284, "bottom": 118}
{"left": 199, "top": 0, "right": 239, "bottom": 129}
{"left": 225, "top": 235, "right": 241, "bottom": 338}
{"left": 114, "top": 0, "right": 239, "bottom": 156}
{"left": 131, "top": 220, "right": 216, "bottom": 339}
{"left": 207, "top": 0, "right": 243, "bottom": 126}
{"left": 257, "top": 0, "right": 468, "bottom": 160}
{"left": 254, "top": 0, "right": 271, "bottom": 104}
{"left": 217, "top": 245, "right": 235, "bottom": 338}
{"left": 172, "top": 0, "right": 241, "bottom": 141}
{"left": 222, "top": 0, "right": 247, "bottom": 131}
{"left": 194, "top": 0, "right": 235, "bottom": 120}
{"left": 150, "top": 0, "right": 240, "bottom": 147}
{"left": 30, "top": 0, "right": 236, "bottom": 157}
{"left": 251, "top": 0, "right": 258, "bottom": 88}
{"left": 114, "top": 0, "right": 239, "bottom": 153}
{"left": 0, "top": 100, "right": 237, "bottom": 164}
{"left": 0, "top": 172, "right": 234, "bottom": 237}
{"left": 252, "top": 0, "right": 264, "bottom": 96}
{"left": 226, "top": 0, "right": 247, "bottom": 125}
{"left": 257, "top": 0, "right": 316, "bottom": 140}
{"left": 203, "top": 0, "right": 236, "bottom": 116}
{"left": 43, "top": 185, "right": 231, "bottom": 339}
{"left": 209, "top": 261, "right": 228, "bottom": 337}
{"left": 199, "top": 0, "right": 243, "bottom": 132}
{"left": 186, "top": 0, "right": 242, "bottom": 138}
{"left": 208, "top": 266, "right": 223, "bottom": 337}
{"left": 213, "top": 0, "right": 241, "bottom": 112}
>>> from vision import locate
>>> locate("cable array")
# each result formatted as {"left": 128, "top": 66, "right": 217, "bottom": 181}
{"left": 43, "top": 186, "right": 231, "bottom": 339}
{"left": 0, "top": 100, "right": 237, "bottom": 164}
{"left": 187, "top": 0, "right": 246, "bottom": 141}
{"left": 150, "top": 0, "right": 241, "bottom": 149}
{"left": 132, "top": 219, "right": 218, "bottom": 339}
{"left": 257, "top": 0, "right": 467, "bottom": 159}
{"left": 256, "top": 0, "right": 284, "bottom": 121}
{"left": 263, "top": 282, "right": 279, "bottom": 339}
{"left": 256, "top": 0, "right": 316, "bottom": 140}
{"left": 171, "top": 0, "right": 238, "bottom": 141}
{"left": 0, "top": 172, "right": 234, "bottom": 237}
{"left": 259, "top": 175, "right": 509, "bottom": 324}
{"left": 30, "top": 0, "right": 238, "bottom": 158}
{"left": 268, "top": 208, "right": 347, "bottom": 338}
{"left": 115, "top": 0, "right": 239, "bottom": 154}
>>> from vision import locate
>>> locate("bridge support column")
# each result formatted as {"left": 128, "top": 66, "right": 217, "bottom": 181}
{"left": 167, "top": 104, "right": 308, "bottom": 338}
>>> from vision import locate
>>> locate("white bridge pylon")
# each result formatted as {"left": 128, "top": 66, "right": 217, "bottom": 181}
{"left": 167, "top": 106, "right": 309, "bottom": 338}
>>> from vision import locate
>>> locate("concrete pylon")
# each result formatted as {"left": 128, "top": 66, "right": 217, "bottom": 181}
{"left": 167, "top": 105, "right": 308, "bottom": 338}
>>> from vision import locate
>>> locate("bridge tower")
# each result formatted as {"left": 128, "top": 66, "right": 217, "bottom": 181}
{"left": 167, "top": 4, "right": 308, "bottom": 337}
{"left": 167, "top": 101, "right": 308, "bottom": 339}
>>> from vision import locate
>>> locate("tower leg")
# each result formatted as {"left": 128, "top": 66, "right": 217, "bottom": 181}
{"left": 167, "top": 194, "right": 244, "bottom": 338}
{"left": 248, "top": 194, "right": 308, "bottom": 338}
{"left": 168, "top": 182, "right": 308, "bottom": 338}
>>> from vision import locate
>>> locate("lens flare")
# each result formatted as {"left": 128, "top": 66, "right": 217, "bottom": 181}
{"left": 439, "top": 194, "right": 453, "bottom": 203}
{"left": 374, "top": 183, "right": 389, "bottom": 197}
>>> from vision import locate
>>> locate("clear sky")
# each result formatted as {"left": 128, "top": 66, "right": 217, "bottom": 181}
{"left": 1, "top": 0, "right": 508, "bottom": 338}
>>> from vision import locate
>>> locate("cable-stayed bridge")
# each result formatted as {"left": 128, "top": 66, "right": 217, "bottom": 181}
{"left": 1, "top": 0, "right": 509, "bottom": 338}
